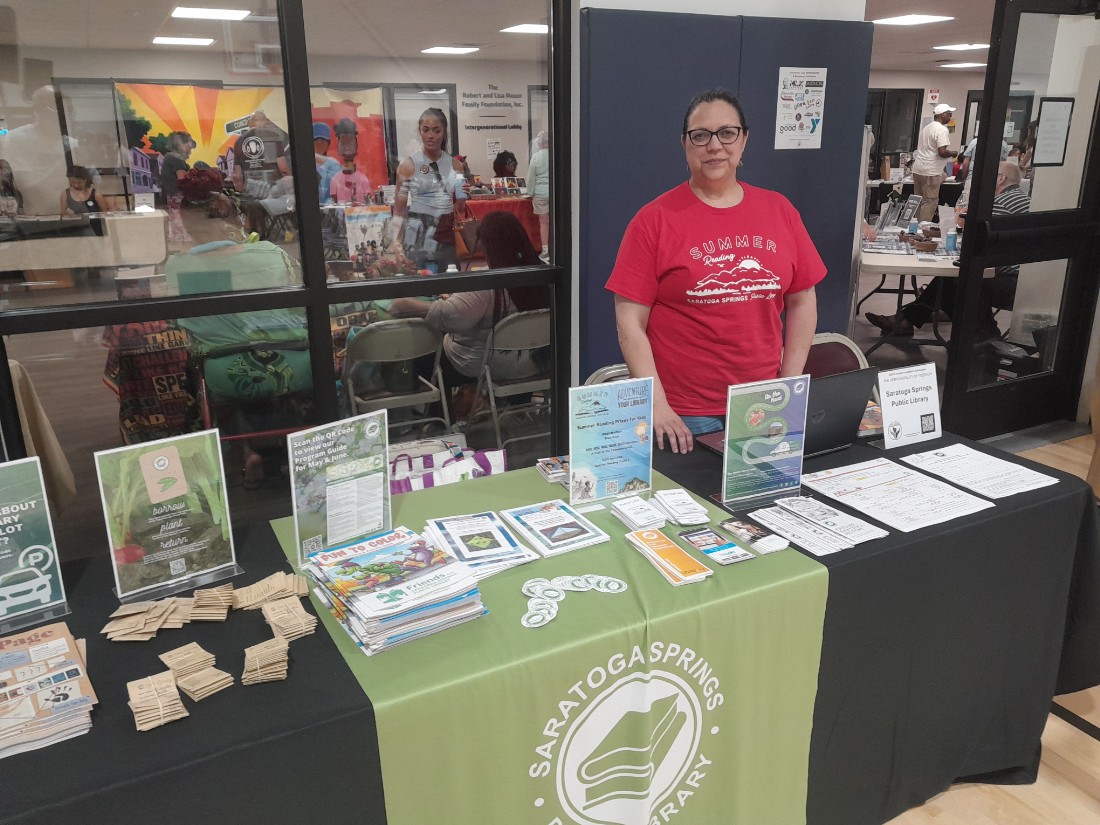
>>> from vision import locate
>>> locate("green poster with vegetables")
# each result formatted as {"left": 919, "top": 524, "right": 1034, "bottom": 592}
{"left": 95, "top": 430, "right": 236, "bottom": 600}
{"left": 0, "top": 458, "right": 66, "bottom": 624}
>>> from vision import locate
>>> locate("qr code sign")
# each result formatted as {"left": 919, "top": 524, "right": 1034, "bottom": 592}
{"left": 921, "top": 413, "right": 937, "bottom": 433}
{"left": 169, "top": 558, "right": 186, "bottom": 575}
{"left": 303, "top": 536, "right": 324, "bottom": 555}
{"left": 605, "top": 480, "right": 619, "bottom": 495}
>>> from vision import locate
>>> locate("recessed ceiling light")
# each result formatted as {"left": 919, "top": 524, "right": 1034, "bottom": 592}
{"left": 872, "top": 15, "right": 954, "bottom": 25}
{"left": 421, "top": 46, "right": 479, "bottom": 55}
{"left": 940, "top": 62, "right": 987, "bottom": 69}
{"left": 419, "top": 89, "right": 447, "bottom": 94}
{"left": 501, "top": 24, "right": 548, "bottom": 34}
{"left": 933, "top": 43, "right": 989, "bottom": 50}
{"left": 153, "top": 36, "right": 215, "bottom": 46}
{"left": 171, "top": 7, "right": 250, "bottom": 20}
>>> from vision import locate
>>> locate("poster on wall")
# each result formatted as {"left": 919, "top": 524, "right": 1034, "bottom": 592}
{"left": 774, "top": 67, "right": 827, "bottom": 150}
{"left": 1032, "top": 97, "right": 1074, "bottom": 167}
{"left": 0, "top": 458, "right": 68, "bottom": 632}
{"left": 95, "top": 430, "right": 239, "bottom": 602}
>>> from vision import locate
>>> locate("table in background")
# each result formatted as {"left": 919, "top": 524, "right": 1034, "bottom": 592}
{"left": 0, "top": 211, "right": 168, "bottom": 272}
{"left": 858, "top": 249, "right": 961, "bottom": 353}
{"left": 655, "top": 433, "right": 1100, "bottom": 825}
{"left": 466, "top": 197, "right": 542, "bottom": 249}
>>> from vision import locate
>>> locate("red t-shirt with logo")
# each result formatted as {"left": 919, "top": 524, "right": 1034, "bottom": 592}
{"left": 606, "top": 181, "right": 826, "bottom": 416}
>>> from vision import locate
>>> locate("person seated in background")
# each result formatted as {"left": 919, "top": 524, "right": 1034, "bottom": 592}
{"left": 388, "top": 210, "right": 549, "bottom": 412}
{"left": 313, "top": 122, "right": 341, "bottom": 205}
{"left": 0, "top": 159, "right": 24, "bottom": 216}
{"left": 492, "top": 150, "right": 518, "bottom": 179}
{"left": 61, "top": 165, "right": 109, "bottom": 217}
{"left": 330, "top": 160, "right": 372, "bottom": 205}
{"left": 867, "top": 161, "right": 1031, "bottom": 340}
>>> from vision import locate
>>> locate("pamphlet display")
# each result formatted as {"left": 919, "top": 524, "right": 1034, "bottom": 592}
{"left": 877, "top": 363, "right": 941, "bottom": 448}
{"left": 567, "top": 377, "right": 653, "bottom": 504}
{"left": 0, "top": 457, "right": 67, "bottom": 632}
{"left": 423, "top": 512, "right": 538, "bottom": 579}
{"left": 500, "top": 500, "right": 610, "bottom": 557}
{"left": 287, "top": 411, "right": 390, "bottom": 568}
{"left": 720, "top": 375, "right": 810, "bottom": 505}
{"left": 95, "top": 430, "right": 239, "bottom": 602}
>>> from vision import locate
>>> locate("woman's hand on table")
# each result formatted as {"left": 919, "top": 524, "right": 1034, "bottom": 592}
{"left": 654, "top": 398, "right": 693, "bottom": 454}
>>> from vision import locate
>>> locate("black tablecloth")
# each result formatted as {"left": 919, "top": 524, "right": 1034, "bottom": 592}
{"left": 1, "top": 523, "right": 387, "bottom": 825}
{"left": 655, "top": 433, "right": 1100, "bottom": 825}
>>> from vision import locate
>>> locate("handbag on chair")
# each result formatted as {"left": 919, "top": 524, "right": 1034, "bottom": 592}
{"left": 454, "top": 208, "right": 481, "bottom": 264}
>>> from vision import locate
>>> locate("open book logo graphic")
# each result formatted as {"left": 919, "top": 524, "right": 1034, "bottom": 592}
{"left": 555, "top": 671, "right": 702, "bottom": 825}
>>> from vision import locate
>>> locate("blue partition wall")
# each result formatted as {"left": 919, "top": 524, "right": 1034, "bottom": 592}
{"left": 579, "top": 10, "right": 873, "bottom": 380}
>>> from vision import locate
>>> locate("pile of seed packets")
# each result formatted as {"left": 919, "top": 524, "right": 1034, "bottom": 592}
{"left": 101, "top": 599, "right": 194, "bottom": 641}
{"left": 611, "top": 496, "right": 666, "bottom": 531}
{"left": 191, "top": 585, "right": 234, "bottom": 621}
{"left": 233, "top": 572, "right": 310, "bottom": 610}
{"left": 261, "top": 596, "right": 318, "bottom": 641}
{"left": 649, "top": 489, "right": 709, "bottom": 526}
{"left": 158, "top": 642, "right": 215, "bottom": 679}
{"left": 242, "top": 636, "right": 291, "bottom": 685}
{"left": 127, "top": 671, "right": 188, "bottom": 731}
{"left": 176, "top": 668, "right": 234, "bottom": 702}
{"left": 520, "top": 574, "right": 628, "bottom": 628}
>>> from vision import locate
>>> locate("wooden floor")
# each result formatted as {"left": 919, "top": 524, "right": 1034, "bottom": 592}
{"left": 889, "top": 433, "right": 1100, "bottom": 824}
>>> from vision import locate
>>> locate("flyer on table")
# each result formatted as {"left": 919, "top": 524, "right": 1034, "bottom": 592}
{"left": 288, "top": 410, "right": 390, "bottom": 568}
{"left": 878, "top": 362, "right": 941, "bottom": 448}
{"left": 0, "top": 457, "right": 66, "bottom": 624}
{"left": 568, "top": 377, "right": 653, "bottom": 504}
{"left": 721, "top": 375, "right": 809, "bottom": 504}
{"left": 95, "top": 430, "right": 236, "bottom": 600}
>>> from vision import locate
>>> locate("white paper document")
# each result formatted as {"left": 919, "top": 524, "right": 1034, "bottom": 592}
{"left": 900, "top": 443, "right": 1058, "bottom": 499}
{"left": 801, "top": 457, "right": 994, "bottom": 532}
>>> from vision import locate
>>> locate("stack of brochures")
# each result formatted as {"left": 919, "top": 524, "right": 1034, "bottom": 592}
{"left": 306, "top": 526, "right": 484, "bottom": 655}
{"left": 649, "top": 489, "right": 709, "bottom": 526}
{"left": 625, "top": 529, "right": 713, "bottom": 586}
{"left": 0, "top": 622, "right": 98, "bottom": 759}
{"left": 536, "top": 456, "right": 570, "bottom": 485}
{"left": 423, "top": 512, "right": 539, "bottom": 580}
{"left": 611, "top": 496, "right": 666, "bottom": 531}
{"left": 747, "top": 496, "right": 889, "bottom": 556}
{"left": 500, "top": 500, "right": 610, "bottom": 557}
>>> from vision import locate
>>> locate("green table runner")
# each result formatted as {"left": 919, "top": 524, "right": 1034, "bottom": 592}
{"left": 274, "top": 469, "right": 828, "bottom": 825}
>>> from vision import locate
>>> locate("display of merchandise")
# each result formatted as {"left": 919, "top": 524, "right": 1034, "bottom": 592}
{"left": 677, "top": 526, "right": 755, "bottom": 565}
{"left": 127, "top": 671, "right": 188, "bottom": 731}
{"left": 158, "top": 642, "right": 216, "bottom": 678}
{"left": 520, "top": 574, "right": 628, "bottom": 629}
{"left": 499, "top": 500, "right": 610, "bottom": 557}
{"left": 423, "top": 511, "right": 539, "bottom": 579}
{"left": 649, "top": 489, "right": 709, "bottom": 526}
{"left": 625, "top": 529, "right": 713, "bottom": 586}
{"left": 233, "top": 572, "right": 309, "bottom": 610}
{"left": 611, "top": 495, "right": 666, "bottom": 531}
{"left": 176, "top": 667, "right": 234, "bottom": 702}
{"left": 306, "top": 527, "right": 484, "bottom": 655}
{"left": 261, "top": 596, "right": 318, "bottom": 641}
{"left": 242, "top": 636, "right": 290, "bottom": 685}
{"left": 0, "top": 623, "right": 97, "bottom": 760}
{"left": 101, "top": 598, "right": 193, "bottom": 641}
{"left": 536, "top": 456, "right": 570, "bottom": 484}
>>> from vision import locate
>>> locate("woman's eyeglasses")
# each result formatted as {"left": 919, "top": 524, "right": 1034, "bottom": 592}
{"left": 684, "top": 126, "right": 744, "bottom": 146}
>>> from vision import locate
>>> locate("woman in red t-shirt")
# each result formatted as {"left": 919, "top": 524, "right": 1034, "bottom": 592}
{"left": 606, "top": 89, "right": 825, "bottom": 453}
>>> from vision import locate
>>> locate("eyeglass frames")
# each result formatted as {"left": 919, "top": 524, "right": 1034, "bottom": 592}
{"left": 684, "top": 126, "right": 744, "bottom": 146}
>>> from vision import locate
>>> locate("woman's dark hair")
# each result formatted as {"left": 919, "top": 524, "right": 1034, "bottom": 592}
{"left": 479, "top": 210, "right": 549, "bottom": 312}
{"left": 166, "top": 131, "right": 193, "bottom": 155}
{"left": 419, "top": 107, "right": 449, "bottom": 151}
{"left": 67, "top": 165, "right": 93, "bottom": 185}
{"left": 492, "top": 150, "right": 518, "bottom": 177}
{"left": 681, "top": 89, "right": 749, "bottom": 135}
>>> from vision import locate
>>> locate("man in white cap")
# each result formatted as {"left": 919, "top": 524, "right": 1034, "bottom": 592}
{"left": 910, "top": 102, "right": 959, "bottom": 221}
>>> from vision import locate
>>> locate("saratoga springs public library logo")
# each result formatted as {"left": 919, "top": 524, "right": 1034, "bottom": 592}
{"left": 529, "top": 640, "right": 723, "bottom": 825}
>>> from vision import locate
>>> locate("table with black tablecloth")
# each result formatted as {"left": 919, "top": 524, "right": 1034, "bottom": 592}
{"left": 0, "top": 523, "right": 386, "bottom": 825}
{"left": 655, "top": 432, "right": 1100, "bottom": 825}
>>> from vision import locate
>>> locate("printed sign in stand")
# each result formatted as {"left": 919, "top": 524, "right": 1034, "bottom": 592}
{"left": 95, "top": 430, "right": 240, "bottom": 603}
{"left": 287, "top": 410, "right": 390, "bottom": 568}
{"left": 568, "top": 377, "right": 653, "bottom": 504}
{"left": 717, "top": 376, "right": 810, "bottom": 508}
{"left": 876, "top": 363, "right": 941, "bottom": 449}
{"left": 0, "top": 457, "right": 69, "bottom": 633}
